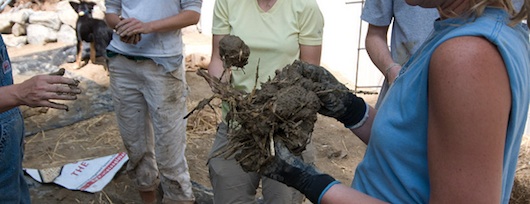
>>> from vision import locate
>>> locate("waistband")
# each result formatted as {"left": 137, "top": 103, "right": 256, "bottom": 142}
{"left": 107, "top": 50, "right": 150, "bottom": 61}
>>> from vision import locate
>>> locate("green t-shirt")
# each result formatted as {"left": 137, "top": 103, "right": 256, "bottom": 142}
{"left": 213, "top": 0, "right": 324, "bottom": 118}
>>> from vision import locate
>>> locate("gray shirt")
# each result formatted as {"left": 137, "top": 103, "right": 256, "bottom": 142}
{"left": 105, "top": 0, "right": 202, "bottom": 72}
{"left": 361, "top": 0, "right": 439, "bottom": 64}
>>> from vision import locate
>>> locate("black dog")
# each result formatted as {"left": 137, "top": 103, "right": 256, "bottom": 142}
{"left": 69, "top": 1, "right": 112, "bottom": 70}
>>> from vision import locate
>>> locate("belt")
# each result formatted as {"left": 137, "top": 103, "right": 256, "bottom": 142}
{"left": 107, "top": 50, "right": 150, "bottom": 61}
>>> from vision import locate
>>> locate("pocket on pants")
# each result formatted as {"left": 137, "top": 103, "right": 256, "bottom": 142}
{"left": 168, "top": 65, "right": 189, "bottom": 98}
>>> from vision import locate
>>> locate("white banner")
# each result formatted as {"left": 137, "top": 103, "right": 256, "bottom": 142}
{"left": 25, "top": 152, "right": 128, "bottom": 193}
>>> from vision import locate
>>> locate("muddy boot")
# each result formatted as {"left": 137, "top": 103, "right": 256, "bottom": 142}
{"left": 139, "top": 190, "right": 157, "bottom": 204}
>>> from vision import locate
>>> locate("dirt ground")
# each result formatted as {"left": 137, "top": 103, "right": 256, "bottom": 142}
{"left": 6, "top": 28, "right": 375, "bottom": 203}
{"left": 6, "top": 19, "right": 530, "bottom": 204}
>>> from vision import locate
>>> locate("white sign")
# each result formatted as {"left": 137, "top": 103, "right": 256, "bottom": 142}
{"left": 25, "top": 152, "right": 128, "bottom": 193}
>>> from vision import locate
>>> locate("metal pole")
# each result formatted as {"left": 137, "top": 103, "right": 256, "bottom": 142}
{"left": 347, "top": 0, "right": 366, "bottom": 93}
{"left": 0, "top": 0, "right": 13, "bottom": 12}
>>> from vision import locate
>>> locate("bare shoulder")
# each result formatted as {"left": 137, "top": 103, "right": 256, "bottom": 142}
{"left": 430, "top": 36, "right": 506, "bottom": 85}
{"left": 428, "top": 35, "right": 510, "bottom": 125}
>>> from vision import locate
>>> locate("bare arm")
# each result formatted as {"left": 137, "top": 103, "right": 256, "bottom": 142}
{"left": 207, "top": 34, "right": 231, "bottom": 83}
{"left": 0, "top": 84, "right": 19, "bottom": 113}
{"left": 365, "top": 24, "right": 401, "bottom": 84}
{"left": 321, "top": 184, "right": 388, "bottom": 204}
{"left": 300, "top": 44, "right": 322, "bottom": 66}
{"left": 427, "top": 36, "right": 509, "bottom": 203}
{"left": 348, "top": 105, "right": 377, "bottom": 144}
{"left": 104, "top": 13, "right": 121, "bottom": 30}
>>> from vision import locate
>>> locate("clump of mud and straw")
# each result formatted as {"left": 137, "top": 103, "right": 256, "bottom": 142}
{"left": 187, "top": 35, "right": 337, "bottom": 173}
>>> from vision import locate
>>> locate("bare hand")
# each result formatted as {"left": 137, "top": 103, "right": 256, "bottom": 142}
{"left": 15, "top": 75, "right": 81, "bottom": 110}
{"left": 115, "top": 17, "right": 152, "bottom": 37}
{"left": 386, "top": 64, "right": 401, "bottom": 85}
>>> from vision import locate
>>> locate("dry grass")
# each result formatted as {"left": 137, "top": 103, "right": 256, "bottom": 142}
{"left": 23, "top": 113, "right": 123, "bottom": 169}
{"left": 185, "top": 98, "right": 222, "bottom": 137}
{"left": 22, "top": 99, "right": 222, "bottom": 170}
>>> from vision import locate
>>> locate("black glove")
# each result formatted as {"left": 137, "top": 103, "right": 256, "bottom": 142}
{"left": 261, "top": 141, "right": 340, "bottom": 204}
{"left": 294, "top": 61, "right": 368, "bottom": 128}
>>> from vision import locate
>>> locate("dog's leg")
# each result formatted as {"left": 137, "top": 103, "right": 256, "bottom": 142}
{"left": 90, "top": 41, "right": 96, "bottom": 64}
{"left": 103, "top": 58, "right": 109, "bottom": 76}
{"left": 74, "top": 40, "right": 83, "bottom": 69}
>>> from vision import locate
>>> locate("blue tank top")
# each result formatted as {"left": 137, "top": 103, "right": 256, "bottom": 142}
{"left": 352, "top": 8, "right": 530, "bottom": 203}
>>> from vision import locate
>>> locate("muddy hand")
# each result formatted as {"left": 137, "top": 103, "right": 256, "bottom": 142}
{"left": 295, "top": 61, "right": 368, "bottom": 128}
{"left": 296, "top": 61, "right": 345, "bottom": 89}
{"left": 49, "top": 68, "right": 81, "bottom": 96}
{"left": 49, "top": 68, "right": 66, "bottom": 76}
{"left": 17, "top": 70, "right": 83, "bottom": 111}
{"left": 294, "top": 61, "right": 352, "bottom": 116}
{"left": 261, "top": 141, "right": 338, "bottom": 204}
{"left": 120, "top": 33, "right": 141, "bottom": 44}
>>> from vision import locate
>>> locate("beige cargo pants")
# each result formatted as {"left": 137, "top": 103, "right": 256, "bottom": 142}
{"left": 108, "top": 55, "right": 194, "bottom": 203}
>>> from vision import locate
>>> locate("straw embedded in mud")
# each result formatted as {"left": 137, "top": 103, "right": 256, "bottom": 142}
{"left": 186, "top": 35, "right": 327, "bottom": 172}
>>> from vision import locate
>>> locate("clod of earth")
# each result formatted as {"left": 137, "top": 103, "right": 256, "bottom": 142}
{"left": 49, "top": 68, "right": 66, "bottom": 76}
{"left": 187, "top": 35, "right": 327, "bottom": 173}
{"left": 219, "top": 35, "right": 250, "bottom": 69}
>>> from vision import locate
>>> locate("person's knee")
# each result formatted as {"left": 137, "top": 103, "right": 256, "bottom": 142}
{"left": 208, "top": 157, "right": 259, "bottom": 192}
{"left": 262, "top": 178, "right": 302, "bottom": 204}
{"left": 208, "top": 157, "right": 245, "bottom": 179}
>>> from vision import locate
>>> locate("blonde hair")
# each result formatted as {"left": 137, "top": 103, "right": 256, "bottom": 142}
{"left": 439, "top": 0, "right": 530, "bottom": 28}
{"left": 510, "top": 0, "right": 530, "bottom": 27}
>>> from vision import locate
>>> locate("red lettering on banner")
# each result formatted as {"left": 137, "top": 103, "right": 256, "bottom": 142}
{"left": 79, "top": 152, "right": 127, "bottom": 191}
{"left": 70, "top": 162, "right": 90, "bottom": 176}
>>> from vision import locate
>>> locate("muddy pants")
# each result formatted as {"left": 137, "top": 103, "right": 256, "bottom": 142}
{"left": 108, "top": 55, "right": 194, "bottom": 203}
{"left": 208, "top": 122, "right": 315, "bottom": 204}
